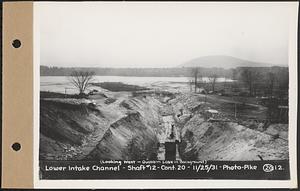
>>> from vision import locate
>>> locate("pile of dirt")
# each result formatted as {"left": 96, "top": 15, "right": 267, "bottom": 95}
{"left": 123, "top": 96, "right": 162, "bottom": 128}
{"left": 40, "top": 93, "right": 163, "bottom": 161}
{"left": 170, "top": 93, "right": 203, "bottom": 112}
{"left": 105, "top": 97, "right": 117, "bottom": 104}
{"left": 85, "top": 95, "right": 162, "bottom": 160}
{"left": 86, "top": 112, "right": 159, "bottom": 160}
{"left": 39, "top": 99, "right": 108, "bottom": 160}
{"left": 119, "top": 100, "right": 133, "bottom": 110}
{"left": 265, "top": 124, "right": 288, "bottom": 140}
{"left": 179, "top": 114, "right": 289, "bottom": 161}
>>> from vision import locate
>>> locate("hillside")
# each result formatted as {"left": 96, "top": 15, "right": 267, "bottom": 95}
{"left": 39, "top": 92, "right": 162, "bottom": 161}
{"left": 179, "top": 55, "right": 275, "bottom": 69}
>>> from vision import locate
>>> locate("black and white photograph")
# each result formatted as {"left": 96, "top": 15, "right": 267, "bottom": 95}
{"left": 35, "top": 1, "right": 298, "bottom": 188}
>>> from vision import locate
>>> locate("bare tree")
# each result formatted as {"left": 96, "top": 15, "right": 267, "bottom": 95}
{"left": 240, "top": 68, "right": 261, "bottom": 96}
{"left": 189, "top": 79, "right": 193, "bottom": 92}
{"left": 266, "top": 72, "right": 276, "bottom": 96}
{"left": 68, "top": 70, "right": 95, "bottom": 95}
{"left": 191, "top": 67, "right": 200, "bottom": 93}
{"left": 208, "top": 73, "right": 218, "bottom": 92}
{"left": 223, "top": 72, "right": 227, "bottom": 92}
{"left": 277, "top": 70, "right": 289, "bottom": 98}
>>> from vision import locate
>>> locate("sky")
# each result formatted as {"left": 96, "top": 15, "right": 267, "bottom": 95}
{"left": 36, "top": 2, "right": 297, "bottom": 68}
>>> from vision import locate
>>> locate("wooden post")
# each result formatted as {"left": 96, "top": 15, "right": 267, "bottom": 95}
{"left": 234, "top": 103, "right": 237, "bottom": 118}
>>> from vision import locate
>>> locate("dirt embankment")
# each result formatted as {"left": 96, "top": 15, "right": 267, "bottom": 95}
{"left": 40, "top": 94, "right": 161, "bottom": 160}
{"left": 40, "top": 90, "right": 289, "bottom": 161}
{"left": 40, "top": 99, "right": 108, "bottom": 160}
{"left": 86, "top": 112, "right": 158, "bottom": 160}
{"left": 170, "top": 93, "right": 289, "bottom": 161}
{"left": 179, "top": 114, "right": 288, "bottom": 161}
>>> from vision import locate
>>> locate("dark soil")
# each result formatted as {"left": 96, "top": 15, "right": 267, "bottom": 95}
{"left": 92, "top": 82, "right": 149, "bottom": 92}
{"left": 40, "top": 91, "right": 88, "bottom": 99}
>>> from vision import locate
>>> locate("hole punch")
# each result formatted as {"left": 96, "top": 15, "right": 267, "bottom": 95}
{"left": 12, "top": 142, "right": 21, "bottom": 151}
{"left": 12, "top": 39, "right": 21, "bottom": 48}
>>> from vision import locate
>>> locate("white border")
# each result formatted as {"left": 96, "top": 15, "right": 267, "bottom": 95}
{"left": 33, "top": 2, "right": 298, "bottom": 189}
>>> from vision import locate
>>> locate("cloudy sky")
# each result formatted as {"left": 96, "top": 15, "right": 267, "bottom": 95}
{"left": 36, "top": 2, "right": 297, "bottom": 68}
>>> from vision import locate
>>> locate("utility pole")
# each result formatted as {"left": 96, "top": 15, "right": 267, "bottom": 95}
{"left": 64, "top": 88, "right": 70, "bottom": 98}
{"left": 234, "top": 103, "right": 237, "bottom": 119}
{"left": 223, "top": 77, "right": 227, "bottom": 92}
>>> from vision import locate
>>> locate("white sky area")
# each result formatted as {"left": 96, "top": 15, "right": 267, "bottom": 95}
{"left": 36, "top": 2, "right": 295, "bottom": 68}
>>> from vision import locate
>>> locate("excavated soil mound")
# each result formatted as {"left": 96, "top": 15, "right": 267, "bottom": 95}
{"left": 86, "top": 112, "right": 159, "bottom": 160}
{"left": 40, "top": 95, "right": 162, "bottom": 160}
{"left": 179, "top": 114, "right": 289, "bottom": 161}
{"left": 40, "top": 99, "right": 108, "bottom": 160}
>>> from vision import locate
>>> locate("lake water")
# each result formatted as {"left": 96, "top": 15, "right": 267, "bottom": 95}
{"left": 40, "top": 76, "right": 233, "bottom": 94}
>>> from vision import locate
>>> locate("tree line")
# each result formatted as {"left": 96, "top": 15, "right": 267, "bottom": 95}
{"left": 190, "top": 66, "right": 288, "bottom": 98}
{"left": 42, "top": 65, "right": 288, "bottom": 98}
{"left": 40, "top": 65, "right": 232, "bottom": 77}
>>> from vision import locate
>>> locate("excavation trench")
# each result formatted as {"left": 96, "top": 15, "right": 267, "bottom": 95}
{"left": 39, "top": 92, "right": 289, "bottom": 161}
{"left": 157, "top": 115, "right": 181, "bottom": 161}
{"left": 40, "top": 92, "right": 184, "bottom": 161}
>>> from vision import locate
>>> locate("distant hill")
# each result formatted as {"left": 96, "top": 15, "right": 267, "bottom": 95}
{"left": 179, "top": 55, "right": 276, "bottom": 69}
